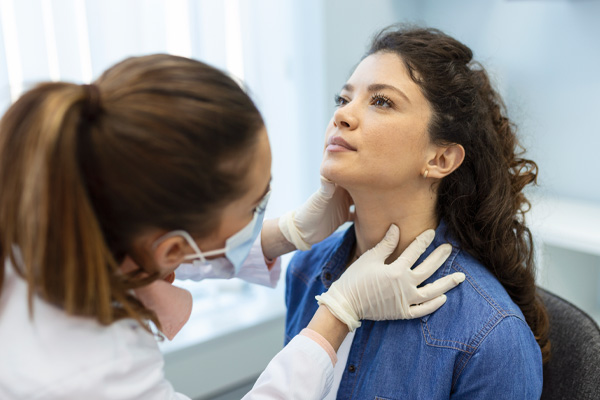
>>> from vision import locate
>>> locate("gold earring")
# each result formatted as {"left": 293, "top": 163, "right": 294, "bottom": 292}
{"left": 423, "top": 170, "right": 429, "bottom": 179}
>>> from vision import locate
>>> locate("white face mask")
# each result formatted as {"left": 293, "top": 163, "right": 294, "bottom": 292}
{"left": 155, "top": 190, "right": 270, "bottom": 274}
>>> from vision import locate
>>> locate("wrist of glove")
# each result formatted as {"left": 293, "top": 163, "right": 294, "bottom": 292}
{"left": 315, "top": 225, "right": 465, "bottom": 332}
{"left": 315, "top": 286, "right": 361, "bottom": 331}
{"left": 279, "top": 209, "right": 312, "bottom": 251}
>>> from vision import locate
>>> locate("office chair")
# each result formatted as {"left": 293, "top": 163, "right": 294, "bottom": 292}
{"left": 539, "top": 288, "right": 600, "bottom": 399}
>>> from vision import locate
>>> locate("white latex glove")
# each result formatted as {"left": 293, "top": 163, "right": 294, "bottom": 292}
{"left": 278, "top": 176, "right": 352, "bottom": 251}
{"left": 315, "top": 225, "right": 466, "bottom": 332}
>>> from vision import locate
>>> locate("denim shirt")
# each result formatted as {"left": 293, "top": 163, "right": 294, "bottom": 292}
{"left": 285, "top": 221, "right": 543, "bottom": 399}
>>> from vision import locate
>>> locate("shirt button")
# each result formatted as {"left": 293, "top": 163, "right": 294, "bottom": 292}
{"left": 323, "top": 272, "right": 332, "bottom": 281}
{"left": 348, "top": 364, "right": 356, "bottom": 373}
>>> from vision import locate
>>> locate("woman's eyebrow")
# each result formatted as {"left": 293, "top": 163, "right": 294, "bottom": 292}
{"left": 341, "top": 83, "right": 411, "bottom": 104}
{"left": 368, "top": 83, "right": 411, "bottom": 104}
{"left": 341, "top": 83, "right": 354, "bottom": 92}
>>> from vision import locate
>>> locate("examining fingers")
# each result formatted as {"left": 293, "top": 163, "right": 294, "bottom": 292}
{"left": 396, "top": 229, "right": 435, "bottom": 266}
{"left": 370, "top": 224, "right": 400, "bottom": 259}
{"left": 279, "top": 176, "right": 354, "bottom": 250}
{"left": 318, "top": 175, "right": 336, "bottom": 198}
{"left": 415, "top": 272, "right": 466, "bottom": 302}
{"left": 407, "top": 295, "right": 447, "bottom": 319}
{"left": 410, "top": 243, "right": 453, "bottom": 282}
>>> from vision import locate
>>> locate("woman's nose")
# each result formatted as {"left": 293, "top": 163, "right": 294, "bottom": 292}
{"left": 333, "top": 105, "right": 358, "bottom": 130}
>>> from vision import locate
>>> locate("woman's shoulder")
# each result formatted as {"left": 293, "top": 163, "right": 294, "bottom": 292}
{"left": 417, "top": 247, "right": 542, "bottom": 395}
{"left": 421, "top": 246, "right": 537, "bottom": 355}
{"left": 452, "top": 247, "right": 525, "bottom": 316}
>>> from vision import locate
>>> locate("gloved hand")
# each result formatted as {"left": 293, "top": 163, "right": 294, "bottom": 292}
{"left": 278, "top": 176, "right": 352, "bottom": 251}
{"left": 315, "top": 225, "right": 465, "bottom": 332}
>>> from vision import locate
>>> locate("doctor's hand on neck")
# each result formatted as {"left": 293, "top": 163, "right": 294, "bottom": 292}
{"left": 309, "top": 224, "right": 465, "bottom": 351}
{"left": 261, "top": 176, "right": 353, "bottom": 261}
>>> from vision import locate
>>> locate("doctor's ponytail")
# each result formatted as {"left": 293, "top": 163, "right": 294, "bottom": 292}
{"left": 0, "top": 55, "right": 264, "bottom": 328}
{"left": 0, "top": 82, "right": 156, "bottom": 327}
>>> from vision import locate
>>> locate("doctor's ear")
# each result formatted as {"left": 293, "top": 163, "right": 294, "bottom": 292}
{"left": 153, "top": 235, "right": 188, "bottom": 270}
{"left": 424, "top": 143, "right": 465, "bottom": 179}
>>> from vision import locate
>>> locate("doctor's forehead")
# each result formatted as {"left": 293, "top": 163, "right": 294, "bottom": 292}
{"left": 247, "top": 127, "right": 272, "bottom": 199}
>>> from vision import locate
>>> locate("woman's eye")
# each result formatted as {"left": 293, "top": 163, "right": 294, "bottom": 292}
{"left": 371, "top": 94, "right": 393, "bottom": 108}
{"left": 373, "top": 98, "right": 389, "bottom": 107}
{"left": 334, "top": 94, "right": 348, "bottom": 107}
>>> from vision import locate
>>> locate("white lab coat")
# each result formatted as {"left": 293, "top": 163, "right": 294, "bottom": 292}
{"left": 0, "top": 239, "right": 334, "bottom": 400}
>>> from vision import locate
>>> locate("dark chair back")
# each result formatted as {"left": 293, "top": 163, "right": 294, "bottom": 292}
{"left": 539, "top": 288, "right": 600, "bottom": 400}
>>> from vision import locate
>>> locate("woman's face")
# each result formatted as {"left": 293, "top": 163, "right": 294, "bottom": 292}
{"left": 320, "top": 52, "right": 434, "bottom": 192}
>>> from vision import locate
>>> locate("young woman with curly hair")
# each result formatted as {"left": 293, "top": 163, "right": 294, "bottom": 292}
{"left": 285, "top": 25, "right": 549, "bottom": 399}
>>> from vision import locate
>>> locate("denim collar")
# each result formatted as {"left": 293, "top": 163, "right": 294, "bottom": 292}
{"left": 318, "top": 226, "right": 356, "bottom": 288}
{"left": 317, "top": 219, "right": 457, "bottom": 288}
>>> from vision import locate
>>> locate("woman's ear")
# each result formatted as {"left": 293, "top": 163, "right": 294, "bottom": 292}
{"left": 425, "top": 144, "right": 465, "bottom": 179}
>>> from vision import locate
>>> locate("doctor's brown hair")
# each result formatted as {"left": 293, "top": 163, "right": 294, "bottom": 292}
{"left": 0, "top": 55, "right": 263, "bottom": 329}
{"left": 366, "top": 26, "right": 550, "bottom": 362}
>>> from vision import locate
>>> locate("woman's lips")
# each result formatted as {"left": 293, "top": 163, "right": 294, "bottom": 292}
{"left": 326, "top": 136, "right": 356, "bottom": 152}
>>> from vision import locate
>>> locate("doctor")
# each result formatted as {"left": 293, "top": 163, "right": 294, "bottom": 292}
{"left": 0, "top": 54, "right": 465, "bottom": 399}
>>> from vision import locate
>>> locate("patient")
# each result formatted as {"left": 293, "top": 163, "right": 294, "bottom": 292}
{"left": 285, "top": 26, "right": 549, "bottom": 399}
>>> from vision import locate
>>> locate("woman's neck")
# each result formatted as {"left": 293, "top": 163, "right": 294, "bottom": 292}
{"left": 350, "top": 186, "right": 438, "bottom": 264}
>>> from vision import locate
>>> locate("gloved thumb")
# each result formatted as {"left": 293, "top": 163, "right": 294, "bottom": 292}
{"left": 370, "top": 224, "right": 400, "bottom": 260}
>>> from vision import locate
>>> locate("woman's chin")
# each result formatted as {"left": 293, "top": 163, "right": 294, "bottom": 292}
{"left": 320, "top": 163, "right": 354, "bottom": 189}
{"left": 320, "top": 162, "right": 342, "bottom": 183}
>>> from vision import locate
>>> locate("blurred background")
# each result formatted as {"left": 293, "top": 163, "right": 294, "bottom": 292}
{"left": 0, "top": 0, "right": 598, "bottom": 398}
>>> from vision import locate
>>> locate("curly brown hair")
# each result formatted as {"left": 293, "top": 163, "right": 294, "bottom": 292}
{"left": 367, "top": 25, "right": 550, "bottom": 362}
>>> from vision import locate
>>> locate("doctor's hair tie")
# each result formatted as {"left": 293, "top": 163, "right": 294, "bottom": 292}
{"left": 81, "top": 83, "right": 102, "bottom": 122}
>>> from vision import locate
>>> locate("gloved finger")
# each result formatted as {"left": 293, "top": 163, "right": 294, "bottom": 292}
{"left": 318, "top": 176, "right": 336, "bottom": 198}
{"left": 410, "top": 243, "right": 453, "bottom": 283}
{"left": 407, "top": 294, "right": 447, "bottom": 318}
{"left": 414, "top": 272, "right": 466, "bottom": 302}
{"left": 369, "top": 224, "right": 400, "bottom": 260}
{"left": 394, "top": 229, "right": 435, "bottom": 267}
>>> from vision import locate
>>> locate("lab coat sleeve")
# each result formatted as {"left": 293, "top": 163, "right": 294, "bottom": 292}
{"left": 242, "top": 335, "right": 334, "bottom": 400}
{"left": 174, "top": 235, "right": 281, "bottom": 288}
